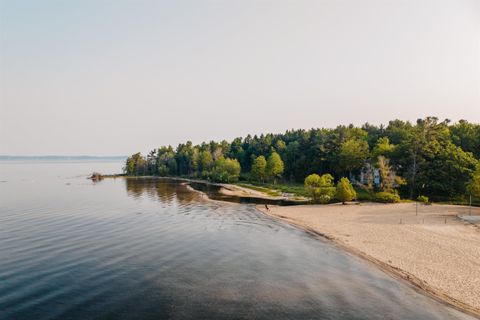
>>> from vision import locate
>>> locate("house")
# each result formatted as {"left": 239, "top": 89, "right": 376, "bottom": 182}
{"left": 358, "top": 162, "right": 381, "bottom": 188}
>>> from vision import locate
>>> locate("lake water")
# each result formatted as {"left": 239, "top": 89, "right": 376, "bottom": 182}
{"left": 0, "top": 161, "right": 476, "bottom": 320}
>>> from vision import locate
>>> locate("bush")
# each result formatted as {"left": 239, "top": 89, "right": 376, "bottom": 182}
{"left": 335, "top": 177, "right": 356, "bottom": 204}
{"left": 374, "top": 192, "right": 400, "bottom": 203}
{"left": 417, "top": 195, "right": 429, "bottom": 204}
{"left": 304, "top": 174, "right": 335, "bottom": 203}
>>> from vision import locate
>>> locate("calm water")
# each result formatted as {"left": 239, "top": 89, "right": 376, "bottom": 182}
{"left": 0, "top": 161, "right": 476, "bottom": 320}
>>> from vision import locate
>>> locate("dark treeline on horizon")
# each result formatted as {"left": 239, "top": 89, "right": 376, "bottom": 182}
{"left": 125, "top": 117, "right": 480, "bottom": 201}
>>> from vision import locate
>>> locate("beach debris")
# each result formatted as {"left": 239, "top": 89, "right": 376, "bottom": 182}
{"left": 89, "top": 172, "right": 104, "bottom": 181}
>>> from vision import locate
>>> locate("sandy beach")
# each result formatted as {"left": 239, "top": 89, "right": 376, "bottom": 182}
{"left": 257, "top": 203, "right": 480, "bottom": 316}
{"left": 218, "top": 184, "right": 283, "bottom": 199}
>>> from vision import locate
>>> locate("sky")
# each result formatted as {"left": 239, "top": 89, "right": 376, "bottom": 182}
{"left": 1, "top": 0, "right": 479, "bottom": 156}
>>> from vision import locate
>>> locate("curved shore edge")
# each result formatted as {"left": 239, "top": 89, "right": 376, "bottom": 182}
{"left": 98, "top": 175, "right": 480, "bottom": 317}
{"left": 256, "top": 205, "right": 480, "bottom": 319}
{"left": 99, "top": 175, "right": 306, "bottom": 203}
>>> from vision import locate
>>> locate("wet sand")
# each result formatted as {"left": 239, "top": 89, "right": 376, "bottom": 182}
{"left": 257, "top": 203, "right": 480, "bottom": 317}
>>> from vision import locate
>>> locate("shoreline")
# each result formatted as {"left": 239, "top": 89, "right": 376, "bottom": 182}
{"left": 100, "top": 175, "right": 305, "bottom": 202}
{"left": 256, "top": 203, "right": 480, "bottom": 318}
{"left": 100, "top": 175, "right": 480, "bottom": 317}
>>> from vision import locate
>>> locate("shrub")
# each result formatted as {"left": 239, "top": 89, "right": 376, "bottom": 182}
{"left": 317, "top": 193, "right": 333, "bottom": 204}
{"left": 304, "top": 173, "right": 335, "bottom": 203}
{"left": 417, "top": 195, "right": 429, "bottom": 204}
{"left": 374, "top": 192, "right": 400, "bottom": 203}
{"left": 335, "top": 177, "right": 356, "bottom": 204}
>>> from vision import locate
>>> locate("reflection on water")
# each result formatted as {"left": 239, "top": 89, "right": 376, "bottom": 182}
{"left": 188, "top": 181, "right": 306, "bottom": 205}
{"left": 125, "top": 177, "right": 201, "bottom": 204}
{"left": 0, "top": 162, "right": 476, "bottom": 320}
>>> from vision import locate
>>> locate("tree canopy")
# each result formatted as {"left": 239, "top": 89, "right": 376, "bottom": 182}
{"left": 250, "top": 155, "right": 267, "bottom": 182}
{"left": 467, "top": 165, "right": 480, "bottom": 198}
{"left": 266, "top": 151, "right": 284, "bottom": 183}
{"left": 124, "top": 117, "right": 480, "bottom": 201}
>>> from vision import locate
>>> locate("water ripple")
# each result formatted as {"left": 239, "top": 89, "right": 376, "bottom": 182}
{"left": 0, "top": 170, "right": 476, "bottom": 320}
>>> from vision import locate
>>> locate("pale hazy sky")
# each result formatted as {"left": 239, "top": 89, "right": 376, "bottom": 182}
{"left": 1, "top": 0, "right": 479, "bottom": 155}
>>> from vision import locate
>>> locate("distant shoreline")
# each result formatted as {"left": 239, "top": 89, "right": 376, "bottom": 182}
{"left": 0, "top": 155, "right": 127, "bottom": 161}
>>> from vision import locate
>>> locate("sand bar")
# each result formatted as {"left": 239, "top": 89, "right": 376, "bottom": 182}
{"left": 257, "top": 203, "right": 480, "bottom": 316}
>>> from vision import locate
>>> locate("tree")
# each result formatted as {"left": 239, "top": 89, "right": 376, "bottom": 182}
{"left": 376, "top": 156, "right": 404, "bottom": 192}
{"left": 450, "top": 120, "right": 480, "bottom": 159}
{"left": 266, "top": 152, "right": 284, "bottom": 183}
{"left": 372, "top": 137, "right": 395, "bottom": 159}
{"left": 211, "top": 157, "right": 241, "bottom": 183}
{"left": 335, "top": 177, "right": 356, "bottom": 204}
{"left": 125, "top": 156, "right": 135, "bottom": 175}
{"left": 198, "top": 150, "right": 213, "bottom": 175}
{"left": 304, "top": 173, "right": 335, "bottom": 203}
{"left": 395, "top": 117, "right": 451, "bottom": 198}
{"left": 124, "top": 152, "right": 146, "bottom": 176}
{"left": 157, "top": 146, "right": 177, "bottom": 176}
{"left": 146, "top": 149, "right": 157, "bottom": 175}
{"left": 467, "top": 165, "right": 480, "bottom": 198}
{"left": 123, "top": 116, "right": 480, "bottom": 203}
{"left": 415, "top": 143, "right": 477, "bottom": 198}
{"left": 250, "top": 155, "right": 267, "bottom": 182}
{"left": 338, "top": 139, "right": 369, "bottom": 177}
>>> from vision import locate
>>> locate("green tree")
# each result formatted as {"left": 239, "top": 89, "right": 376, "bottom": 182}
{"left": 304, "top": 173, "right": 335, "bottom": 203}
{"left": 250, "top": 155, "right": 267, "bottom": 182}
{"left": 124, "top": 152, "right": 146, "bottom": 176}
{"left": 466, "top": 165, "right": 480, "bottom": 198}
{"left": 416, "top": 143, "right": 477, "bottom": 198}
{"left": 372, "top": 137, "right": 395, "bottom": 159}
{"left": 376, "top": 156, "right": 405, "bottom": 192}
{"left": 198, "top": 150, "right": 213, "bottom": 175}
{"left": 125, "top": 157, "right": 135, "bottom": 175}
{"left": 335, "top": 177, "right": 357, "bottom": 204}
{"left": 338, "top": 139, "right": 369, "bottom": 176}
{"left": 124, "top": 116, "right": 480, "bottom": 203}
{"left": 450, "top": 120, "right": 480, "bottom": 159}
{"left": 394, "top": 117, "right": 451, "bottom": 198}
{"left": 157, "top": 146, "right": 176, "bottom": 176}
{"left": 266, "top": 152, "right": 284, "bottom": 183}
{"left": 211, "top": 157, "right": 241, "bottom": 182}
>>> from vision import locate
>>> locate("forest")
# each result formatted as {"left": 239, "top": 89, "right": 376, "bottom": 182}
{"left": 124, "top": 117, "right": 480, "bottom": 203}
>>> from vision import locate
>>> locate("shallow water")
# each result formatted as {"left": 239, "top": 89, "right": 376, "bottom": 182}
{"left": 0, "top": 161, "right": 476, "bottom": 320}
